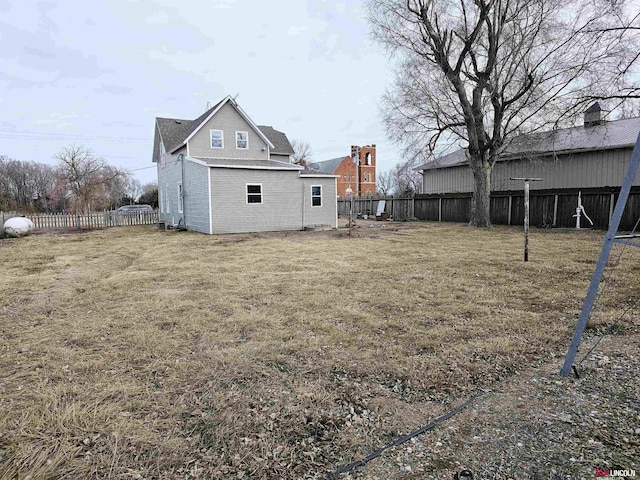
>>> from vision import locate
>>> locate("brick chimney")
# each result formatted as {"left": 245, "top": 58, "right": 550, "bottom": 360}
{"left": 584, "top": 102, "right": 603, "bottom": 127}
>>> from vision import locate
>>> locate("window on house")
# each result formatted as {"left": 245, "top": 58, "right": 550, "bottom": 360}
{"left": 311, "top": 185, "right": 322, "bottom": 207}
{"left": 159, "top": 188, "right": 164, "bottom": 213}
{"left": 236, "top": 131, "right": 248, "bottom": 149}
{"left": 247, "top": 184, "right": 262, "bottom": 204}
{"left": 363, "top": 172, "right": 369, "bottom": 182}
{"left": 210, "top": 130, "right": 224, "bottom": 148}
{"left": 165, "top": 185, "right": 170, "bottom": 213}
{"left": 178, "top": 183, "right": 183, "bottom": 213}
{"left": 365, "top": 152, "right": 372, "bottom": 165}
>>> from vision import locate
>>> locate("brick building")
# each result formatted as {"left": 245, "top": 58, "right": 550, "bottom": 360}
{"left": 311, "top": 144, "right": 376, "bottom": 197}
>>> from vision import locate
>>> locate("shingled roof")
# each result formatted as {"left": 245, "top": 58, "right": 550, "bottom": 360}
{"left": 257, "top": 126, "right": 294, "bottom": 155}
{"left": 155, "top": 96, "right": 294, "bottom": 157}
{"left": 416, "top": 116, "right": 640, "bottom": 171}
{"left": 310, "top": 156, "right": 350, "bottom": 174}
{"left": 156, "top": 118, "right": 193, "bottom": 153}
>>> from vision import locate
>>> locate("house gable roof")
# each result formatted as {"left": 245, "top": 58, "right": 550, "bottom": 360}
{"left": 416, "top": 116, "right": 640, "bottom": 171}
{"left": 310, "top": 156, "right": 351, "bottom": 174}
{"left": 257, "top": 126, "right": 294, "bottom": 155}
{"left": 156, "top": 96, "right": 278, "bottom": 154}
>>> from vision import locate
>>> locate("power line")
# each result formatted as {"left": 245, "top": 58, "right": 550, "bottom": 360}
{"left": 0, "top": 131, "right": 150, "bottom": 143}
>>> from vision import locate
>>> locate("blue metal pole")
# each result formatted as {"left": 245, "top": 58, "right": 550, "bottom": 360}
{"left": 560, "top": 132, "right": 640, "bottom": 377}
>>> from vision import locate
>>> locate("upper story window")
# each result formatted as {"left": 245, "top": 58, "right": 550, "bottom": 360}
{"left": 247, "top": 184, "right": 262, "bottom": 204}
{"left": 365, "top": 152, "right": 372, "bottom": 165}
{"left": 210, "top": 130, "right": 224, "bottom": 148}
{"left": 236, "top": 131, "right": 248, "bottom": 149}
{"left": 311, "top": 185, "right": 322, "bottom": 207}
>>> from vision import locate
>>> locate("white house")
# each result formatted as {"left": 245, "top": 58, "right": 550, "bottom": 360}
{"left": 152, "top": 96, "right": 338, "bottom": 234}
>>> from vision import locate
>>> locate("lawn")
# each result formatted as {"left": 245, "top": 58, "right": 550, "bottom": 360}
{"left": 0, "top": 222, "right": 638, "bottom": 479}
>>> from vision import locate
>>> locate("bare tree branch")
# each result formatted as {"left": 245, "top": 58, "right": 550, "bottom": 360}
{"left": 369, "top": 0, "right": 640, "bottom": 226}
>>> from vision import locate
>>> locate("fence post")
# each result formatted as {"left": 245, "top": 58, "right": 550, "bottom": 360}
{"left": 609, "top": 193, "right": 615, "bottom": 228}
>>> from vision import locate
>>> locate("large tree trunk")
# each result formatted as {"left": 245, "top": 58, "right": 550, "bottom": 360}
{"left": 469, "top": 158, "right": 492, "bottom": 227}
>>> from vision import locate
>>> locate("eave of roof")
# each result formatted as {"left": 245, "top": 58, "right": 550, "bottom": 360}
{"left": 415, "top": 116, "right": 640, "bottom": 172}
{"left": 191, "top": 157, "right": 303, "bottom": 171}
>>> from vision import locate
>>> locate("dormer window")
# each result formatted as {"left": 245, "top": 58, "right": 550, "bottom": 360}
{"left": 210, "top": 130, "right": 223, "bottom": 148}
{"left": 236, "top": 131, "right": 248, "bottom": 149}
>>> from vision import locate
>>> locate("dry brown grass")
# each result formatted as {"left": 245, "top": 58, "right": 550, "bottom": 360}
{"left": 0, "top": 222, "right": 638, "bottom": 479}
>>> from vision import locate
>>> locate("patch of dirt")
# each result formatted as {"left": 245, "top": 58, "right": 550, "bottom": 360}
{"left": 337, "top": 332, "right": 640, "bottom": 479}
{"left": 208, "top": 219, "right": 426, "bottom": 244}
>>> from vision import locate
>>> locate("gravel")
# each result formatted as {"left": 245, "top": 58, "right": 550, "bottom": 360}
{"left": 332, "top": 331, "right": 640, "bottom": 479}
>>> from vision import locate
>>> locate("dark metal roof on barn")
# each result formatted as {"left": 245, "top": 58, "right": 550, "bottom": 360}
{"left": 310, "top": 156, "right": 350, "bottom": 174}
{"left": 416, "top": 115, "right": 640, "bottom": 171}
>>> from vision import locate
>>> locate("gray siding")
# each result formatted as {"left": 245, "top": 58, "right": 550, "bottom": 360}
{"left": 422, "top": 148, "right": 634, "bottom": 194}
{"left": 183, "top": 160, "right": 210, "bottom": 234}
{"left": 188, "top": 103, "right": 269, "bottom": 160}
{"left": 157, "top": 148, "right": 185, "bottom": 226}
{"left": 210, "top": 169, "right": 302, "bottom": 234}
{"left": 209, "top": 169, "right": 337, "bottom": 234}
{"left": 302, "top": 178, "right": 338, "bottom": 227}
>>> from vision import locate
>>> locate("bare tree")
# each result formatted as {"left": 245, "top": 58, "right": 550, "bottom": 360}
{"left": 1, "top": 158, "right": 35, "bottom": 210}
{"left": 102, "top": 165, "right": 130, "bottom": 209}
{"left": 126, "top": 178, "right": 143, "bottom": 204}
{"left": 376, "top": 170, "right": 395, "bottom": 196}
{"left": 291, "top": 139, "right": 313, "bottom": 167}
{"left": 0, "top": 156, "right": 13, "bottom": 210}
{"left": 369, "top": 0, "right": 640, "bottom": 226}
{"left": 393, "top": 158, "right": 422, "bottom": 196}
{"left": 55, "top": 145, "right": 114, "bottom": 213}
{"left": 616, "top": 98, "right": 640, "bottom": 119}
{"left": 31, "top": 163, "right": 56, "bottom": 212}
{"left": 138, "top": 182, "right": 159, "bottom": 208}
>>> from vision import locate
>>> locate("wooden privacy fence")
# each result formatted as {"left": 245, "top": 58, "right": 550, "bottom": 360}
{"left": 338, "top": 188, "right": 640, "bottom": 230}
{"left": 2, "top": 210, "right": 159, "bottom": 231}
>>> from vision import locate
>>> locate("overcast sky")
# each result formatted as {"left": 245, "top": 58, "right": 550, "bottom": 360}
{"left": 0, "top": 0, "right": 402, "bottom": 186}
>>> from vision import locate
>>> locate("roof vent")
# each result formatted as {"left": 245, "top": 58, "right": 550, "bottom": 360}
{"left": 584, "top": 102, "right": 604, "bottom": 128}
{"left": 175, "top": 120, "right": 182, "bottom": 124}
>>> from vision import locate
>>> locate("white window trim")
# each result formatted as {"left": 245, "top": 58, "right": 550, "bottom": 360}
{"left": 236, "top": 131, "right": 249, "bottom": 150}
{"left": 165, "top": 185, "right": 170, "bottom": 213}
{"left": 178, "top": 182, "right": 183, "bottom": 213}
{"left": 246, "top": 183, "right": 263, "bottom": 204}
{"left": 159, "top": 187, "right": 164, "bottom": 213}
{"left": 210, "top": 129, "right": 224, "bottom": 149}
{"left": 311, "top": 185, "right": 322, "bottom": 207}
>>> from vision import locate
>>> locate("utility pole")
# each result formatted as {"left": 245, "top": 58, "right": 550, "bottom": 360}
{"left": 352, "top": 146, "right": 361, "bottom": 198}
{"left": 510, "top": 178, "right": 543, "bottom": 261}
{"left": 345, "top": 187, "right": 353, "bottom": 237}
